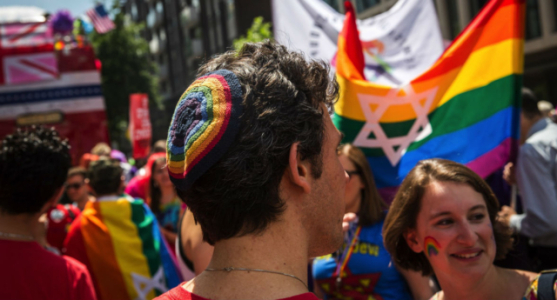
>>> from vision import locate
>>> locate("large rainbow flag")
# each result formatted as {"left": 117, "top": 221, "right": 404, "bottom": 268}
{"left": 334, "top": 0, "right": 524, "bottom": 199}
{"left": 64, "top": 198, "right": 182, "bottom": 300}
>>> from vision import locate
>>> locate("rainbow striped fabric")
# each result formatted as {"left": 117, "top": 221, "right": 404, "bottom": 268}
{"left": 334, "top": 0, "right": 524, "bottom": 198}
{"left": 167, "top": 69, "right": 243, "bottom": 191}
{"left": 64, "top": 198, "right": 182, "bottom": 300}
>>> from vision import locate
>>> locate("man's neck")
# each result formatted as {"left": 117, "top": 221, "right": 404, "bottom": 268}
{"left": 185, "top": 214, "right": 310, "bottom": 299}
{"left": 76, "top": 195, "right": 92, "bottom": 210}
{"left": 0, "top": 211, "right": 38, "bottom": 241}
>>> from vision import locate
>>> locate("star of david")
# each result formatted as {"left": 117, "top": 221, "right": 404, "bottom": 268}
{"left": 317, "top": 270, "right": 383, "bottom": 300}
{"left": 131, "top": 266, "right": 167, "bottom": 300}
{"left": 353, "top": 85, "right": 438, "bottom": 166}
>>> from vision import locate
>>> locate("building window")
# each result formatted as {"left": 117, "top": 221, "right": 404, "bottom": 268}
{"left": 322, "top": 0, "right": 340, "bottom": 11}
{"left": 469, "top": 0, "right": 489, "bottom": 17}
{"left": 147, "top": 5, "right": 155, "bottom": 28}
{"left": 447, "top": 0, "right": 460, "bottom": 39}
{"left": 525, "top": 0, "right": 542, "bottom": 40}
{"left": 355, "top": 0, "right": 380, "bottom": 12}
{"left": 226, "top": 0, "right": 237, "bottom": 42}
{"left": 553, "top": 0, "right": 557, "bottom": 32}
{"left": 131, "top": 3, "right": 138, "bottom": 21}
{"left": 212, "top": 0, "right": 224, "bottom": 50}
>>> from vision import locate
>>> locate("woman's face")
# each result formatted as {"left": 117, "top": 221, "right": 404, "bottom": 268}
{"left": 153, "top": 159, "right": 173, "bottom": 189}
{"left": 338, "top": 154, "right": 364, "bottom": 214}
{"left": 404, "top": 180, "right": 496, "bottom": 278}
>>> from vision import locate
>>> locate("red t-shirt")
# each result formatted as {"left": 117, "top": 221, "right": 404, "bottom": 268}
{"left": 0, "top": 239, "right": 96, "bottom": 300}
{"left": 46, "top": 204, "right": 81, "bottom": 252}
{"left": 154, "top": 284, "right": 319, "bottom": 300}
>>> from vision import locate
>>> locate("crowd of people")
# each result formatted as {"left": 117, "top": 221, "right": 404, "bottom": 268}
{"left": 1, "top": 41, "right": 556, "bottom": 300}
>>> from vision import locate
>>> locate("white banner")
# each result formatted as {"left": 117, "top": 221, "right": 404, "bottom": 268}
{"left": 273, "top": 0, "right": 444, "bottom": 86}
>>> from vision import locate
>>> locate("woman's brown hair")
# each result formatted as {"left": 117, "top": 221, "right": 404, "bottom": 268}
{"left": 338, "top": 144, "right": 387, "bottom": 226}
{"left": 382, "top": 158, "right": 513, "bottom": 276}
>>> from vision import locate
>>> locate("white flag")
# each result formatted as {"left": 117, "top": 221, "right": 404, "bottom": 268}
{"left": 272, "top": 0, "right": 444, "bottom": 86}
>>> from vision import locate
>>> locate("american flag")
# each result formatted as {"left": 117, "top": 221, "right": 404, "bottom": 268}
{"left": 86, "top": 4, "right": 115, "bottom": 34}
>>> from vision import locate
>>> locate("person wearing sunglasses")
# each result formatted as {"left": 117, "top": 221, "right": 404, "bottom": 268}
{"left": 312, "top": 144, "right": 435, "bottom": 300}
{"left": 65, "top": 167, "right": 94, "bottom": 211}
{"left": 46, "top": 167, "right": 93, "bottom": 253}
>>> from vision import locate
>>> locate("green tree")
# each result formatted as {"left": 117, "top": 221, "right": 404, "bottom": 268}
{"left": 233, "top": 17, "right": 273, "bottom": 51}
{"left": 89, "top": 4, "right": 160, "bottom": 152}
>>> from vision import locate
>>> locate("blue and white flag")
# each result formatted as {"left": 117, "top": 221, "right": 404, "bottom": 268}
{"left": 272, "top": 0, "right": 444, "bottom": 86}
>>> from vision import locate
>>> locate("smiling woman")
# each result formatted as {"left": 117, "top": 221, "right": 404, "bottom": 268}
{"left": 383, "top": 159, "right": 555, "bottom": 300}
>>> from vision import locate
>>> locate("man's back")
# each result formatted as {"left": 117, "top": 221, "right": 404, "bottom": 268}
{"left": 0, "top": 239, "right": 96, "bottom": 300}
{"left": 515, "top": 118, "right": 557, "bottom": 246}
{"left": 64, "top": 197, "right": 182, "bottom": 300}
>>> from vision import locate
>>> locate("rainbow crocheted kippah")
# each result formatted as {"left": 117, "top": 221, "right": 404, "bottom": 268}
{"left": 166, "top": 69, "right": 243, "bottom": 191}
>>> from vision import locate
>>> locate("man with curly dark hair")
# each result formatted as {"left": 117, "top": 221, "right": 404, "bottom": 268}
{"left": 0, "top": 126, "right": 96, "bottom": 300}
{"left": 157, "top": 41, "right": 348, "bottom": 300}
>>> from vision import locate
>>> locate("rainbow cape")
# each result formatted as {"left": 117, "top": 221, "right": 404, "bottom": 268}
{"left": 64, "top": 198, "right": 182, "bottom": 300}
{"left": 334, "top": 0, "right": 525, "bottom": 199}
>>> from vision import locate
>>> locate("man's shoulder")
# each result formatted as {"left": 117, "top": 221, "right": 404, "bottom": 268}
{"left": 62, "top": 255, "right": 89, "bottom": 274}
{"left": 155, "top": 284, "right": 197, "bottom": 300}
{"left": 527, "top": 120, "right": 557, "bottom": 144}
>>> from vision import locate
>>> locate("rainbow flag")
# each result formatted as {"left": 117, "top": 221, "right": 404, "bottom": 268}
{"left": 64, "top": 198, "right": 182, "bottom": 300}
{"left": 334, "top": 0, "right": 524, "bottom": 199}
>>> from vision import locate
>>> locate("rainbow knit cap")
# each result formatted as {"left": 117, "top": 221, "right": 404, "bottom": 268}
{"left": 166, "top": 69, "right": 243, "bottom": 191}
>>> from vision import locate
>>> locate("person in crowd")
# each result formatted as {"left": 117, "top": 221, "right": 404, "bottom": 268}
{"left": 152, "top": 139, "right": 167, "bottom": 153}
{"left": 125, "top": 152, "right": 165, "bottom": 201}
{"left": 175, "top": 209, "right": 214, "bottom": 280}
{"left": 64, "top": 158, "right": 182, "bottom": 300}
{"left": 500, "top": 88, "right": 557, "bottom": 271}
{"left": 45, "top": 167, "right": 93, "bottom": 252}
{"left": 65, "top": 167, "right": 94, "bottom": 211}
{"left": 90, "top": 142, "right": 111, "bottom": 157}
{"left": 382, "top": 158, "right": 556, "bottom": 300}
{"left": 537, "top": 100, "right": 554, "bottom": 118}
{"left": 312, "top": 144, "right": 434, "bottom": 300}
{"left": 0, "top": 126, "right": 96, "bottom": 300}
{"left": 155, "top": 41, "right": 346, "bottom": 300}
{"left": 148, "top": 154, "right": 182, "bottom": 246}
{"left": 79, "top": 152, "right": 99, "bottom": 169}
{"left": 111, "top": 149, "right": 136, "bottom": 183}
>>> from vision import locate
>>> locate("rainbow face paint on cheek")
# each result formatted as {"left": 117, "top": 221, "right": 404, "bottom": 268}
{"left": 424, "top": 236, "right": 441, "bottom": 257}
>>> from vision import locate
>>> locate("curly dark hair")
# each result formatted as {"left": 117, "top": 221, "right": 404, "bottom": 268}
{"left": 383, "top": 159, "right": 513, "bottom": 276}
{"left": 88, "top": 158, "right": 123, "bottom": 196}
{"left": 0, "top": 126, "right": 71, "bottom": 214}
{"left": 176, "top": 41, "right": 339, "bottom": 245}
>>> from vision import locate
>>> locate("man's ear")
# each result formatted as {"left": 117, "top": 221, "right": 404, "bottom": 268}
{"left": 287, "top": 142, "right": 311, "bottom": 194}
{"left": 403, "top": 228, "right": 423, "bottom": 253}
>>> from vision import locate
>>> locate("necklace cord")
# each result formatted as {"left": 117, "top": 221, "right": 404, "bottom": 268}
{"left": 205, "top": 266, "right": 308, "bottom": 290}
{"left": 0, "top": 231, "right": 34, "bottom": 241}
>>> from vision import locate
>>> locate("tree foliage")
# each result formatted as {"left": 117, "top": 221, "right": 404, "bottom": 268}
{"left": 233, "top": 17, "right": 273, "bottom": 51}
{"left": 89, "top": 4, "right": 160, "bottom": 151}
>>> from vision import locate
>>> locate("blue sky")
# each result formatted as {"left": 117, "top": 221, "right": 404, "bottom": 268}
{"left": 3, "top": 0, "right": 114, "bottom": 18}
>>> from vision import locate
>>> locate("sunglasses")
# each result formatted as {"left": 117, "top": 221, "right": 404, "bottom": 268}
{"left": 66, "top": 182, "right": 84, "bottom": 190}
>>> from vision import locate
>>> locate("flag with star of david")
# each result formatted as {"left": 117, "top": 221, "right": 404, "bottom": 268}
{"left": 334, "top": 0, "right": 524, "bottom": 200}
